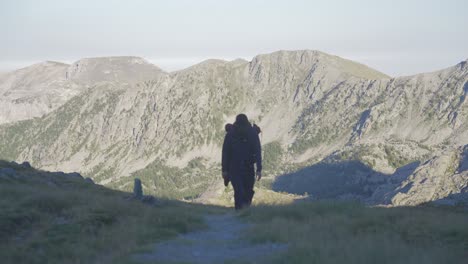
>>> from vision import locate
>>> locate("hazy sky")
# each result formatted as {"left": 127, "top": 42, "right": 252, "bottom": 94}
{"left": 1, "top": 0, "right": 467, "bottom": 76}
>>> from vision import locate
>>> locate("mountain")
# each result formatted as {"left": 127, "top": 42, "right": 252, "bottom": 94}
{"left": 0, "top": 56, "right": 163, "bottom": 124}
{"left": 0, "top": 50, "right": 466, "bottom": 205}
{"left": 0, "top": 61, "right": 74, "bottom": 124}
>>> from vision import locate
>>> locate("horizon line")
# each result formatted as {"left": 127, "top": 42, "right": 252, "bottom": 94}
{"left": 1, "top": 50, "right": 466, "bottom": 78}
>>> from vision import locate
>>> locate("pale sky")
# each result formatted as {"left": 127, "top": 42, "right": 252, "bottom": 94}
{"left": 1, "top": 0, "right": 467, "bottom": 76}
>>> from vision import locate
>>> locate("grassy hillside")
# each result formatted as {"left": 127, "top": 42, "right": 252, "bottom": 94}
{"left": 240, "top": 202, "right": 468, "bottom": 264}
{"left": 0, "top": 160, "right": 221, "bottom": 264}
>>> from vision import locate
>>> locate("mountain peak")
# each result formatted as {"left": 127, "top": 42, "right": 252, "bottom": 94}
{"left": 71, "top": 56, "right": 150, "bottom": 65}
{"left": 191, "top": 59, "right": 228, "bottom": 67}
{"left": 251, "top": 50, "right": 390, "bottom": 80}
{"left": 9, "top": 60, "right": 69, "bottom": 74}
{"left": 457, "top": 59, "right": 468, "bottom": 69}
{"left": 37, "top": 60, "right": 70, "bottom": 67}
{"left": 66, "top": 56, "right": 164, "bottom": 84}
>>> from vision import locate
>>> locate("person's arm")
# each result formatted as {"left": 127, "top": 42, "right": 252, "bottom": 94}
{"left": 253, "top": 131, "right": 262, "bottom": 174}
{"left": 221, "top": 133, "right": 231, "bottom": 176}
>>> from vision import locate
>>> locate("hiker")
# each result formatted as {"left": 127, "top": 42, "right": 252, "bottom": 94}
{"left": 222, "top": 114, "right": 262, "bottom": 210}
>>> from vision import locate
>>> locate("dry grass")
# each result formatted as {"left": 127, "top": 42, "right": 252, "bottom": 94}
{"left": 0, "top": 162, "right": 226, "bottom": 264}
{"left": 207, "top": 185, "right": 305, "bottom": 207}
{"left": 239, "top": 201, "right": 468, "bottom": 264}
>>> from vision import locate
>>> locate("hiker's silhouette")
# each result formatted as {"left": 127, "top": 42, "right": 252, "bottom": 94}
{"left": 222, "top": 114, "right": 262, "bottom": 210}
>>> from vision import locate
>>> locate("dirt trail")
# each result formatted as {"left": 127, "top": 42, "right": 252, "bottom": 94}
{"left": 133, "top": 213, "right": 287, "bottom": 264}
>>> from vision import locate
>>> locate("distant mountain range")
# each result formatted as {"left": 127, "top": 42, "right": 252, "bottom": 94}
{"left": 0, "top": 50, "right": 466, "bottom": 205}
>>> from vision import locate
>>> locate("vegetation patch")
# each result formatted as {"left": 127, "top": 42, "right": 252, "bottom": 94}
{"left": 109, "top": 157, "right": 218, "bottom": 200}
{"left": 384, "top": 145, "right": 415, "bottom": 169}
{"left": 262, "top": 141, "right": 284, "bottom": 174}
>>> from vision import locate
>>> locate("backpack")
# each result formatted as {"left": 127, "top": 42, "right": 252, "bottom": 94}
{"left": 253, "top": 123, "right": 261, "bottom": 134}
{"left": 231, "top": 124, "right": 259, "bottom": 165}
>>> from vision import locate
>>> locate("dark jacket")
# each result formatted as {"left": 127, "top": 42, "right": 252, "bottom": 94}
{"left": 222, "top": 124, "right": 262, "bottom": 174}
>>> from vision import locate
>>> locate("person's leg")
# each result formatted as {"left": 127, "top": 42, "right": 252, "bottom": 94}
{"left": 244, "top": 167, "right": 255, "bottom": 206}
{"left": 230, "top": 173, "right": 245, "bottom": 210}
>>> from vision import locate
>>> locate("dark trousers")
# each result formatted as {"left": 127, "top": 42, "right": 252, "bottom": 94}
{"left": 230, "top": 165, "right": 255, "bottom": 210}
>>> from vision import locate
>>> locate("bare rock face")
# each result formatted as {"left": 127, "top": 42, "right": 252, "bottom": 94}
{"left": 0, "top": 50, "right": 466, "bottom": 205}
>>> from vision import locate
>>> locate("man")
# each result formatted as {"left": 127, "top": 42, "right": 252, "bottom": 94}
{"left": 222, "top": 114, "right": 262, "bottom": 210}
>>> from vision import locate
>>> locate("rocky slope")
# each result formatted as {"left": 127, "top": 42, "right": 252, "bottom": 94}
{"left": 0, "top": 50, "right": 466, "bottom": 204}
{"left": 273, "top": 145, "right": 468, "bottom": 206}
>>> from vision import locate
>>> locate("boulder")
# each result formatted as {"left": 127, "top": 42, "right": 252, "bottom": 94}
{"left": 85, "top": 177, "right": 95, "bottom": 184}
{"left": 67, "top": 172, "right": 84, "bottom": 180}
{"left": 133, "top": 178, "right": 143, "bottom": 199}
{"left": 21, "top": 161, "right": 32, "bottom": 169}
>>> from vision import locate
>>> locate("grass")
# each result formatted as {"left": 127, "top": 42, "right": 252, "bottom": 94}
{"left": 0, "top": 161, "right": 225, "bottom": 264}
{"left": 239, "top": 201, "right": 468, "bottom": 264}
{"left": 210, "top": 185, "right": 305, "bottom": 207}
